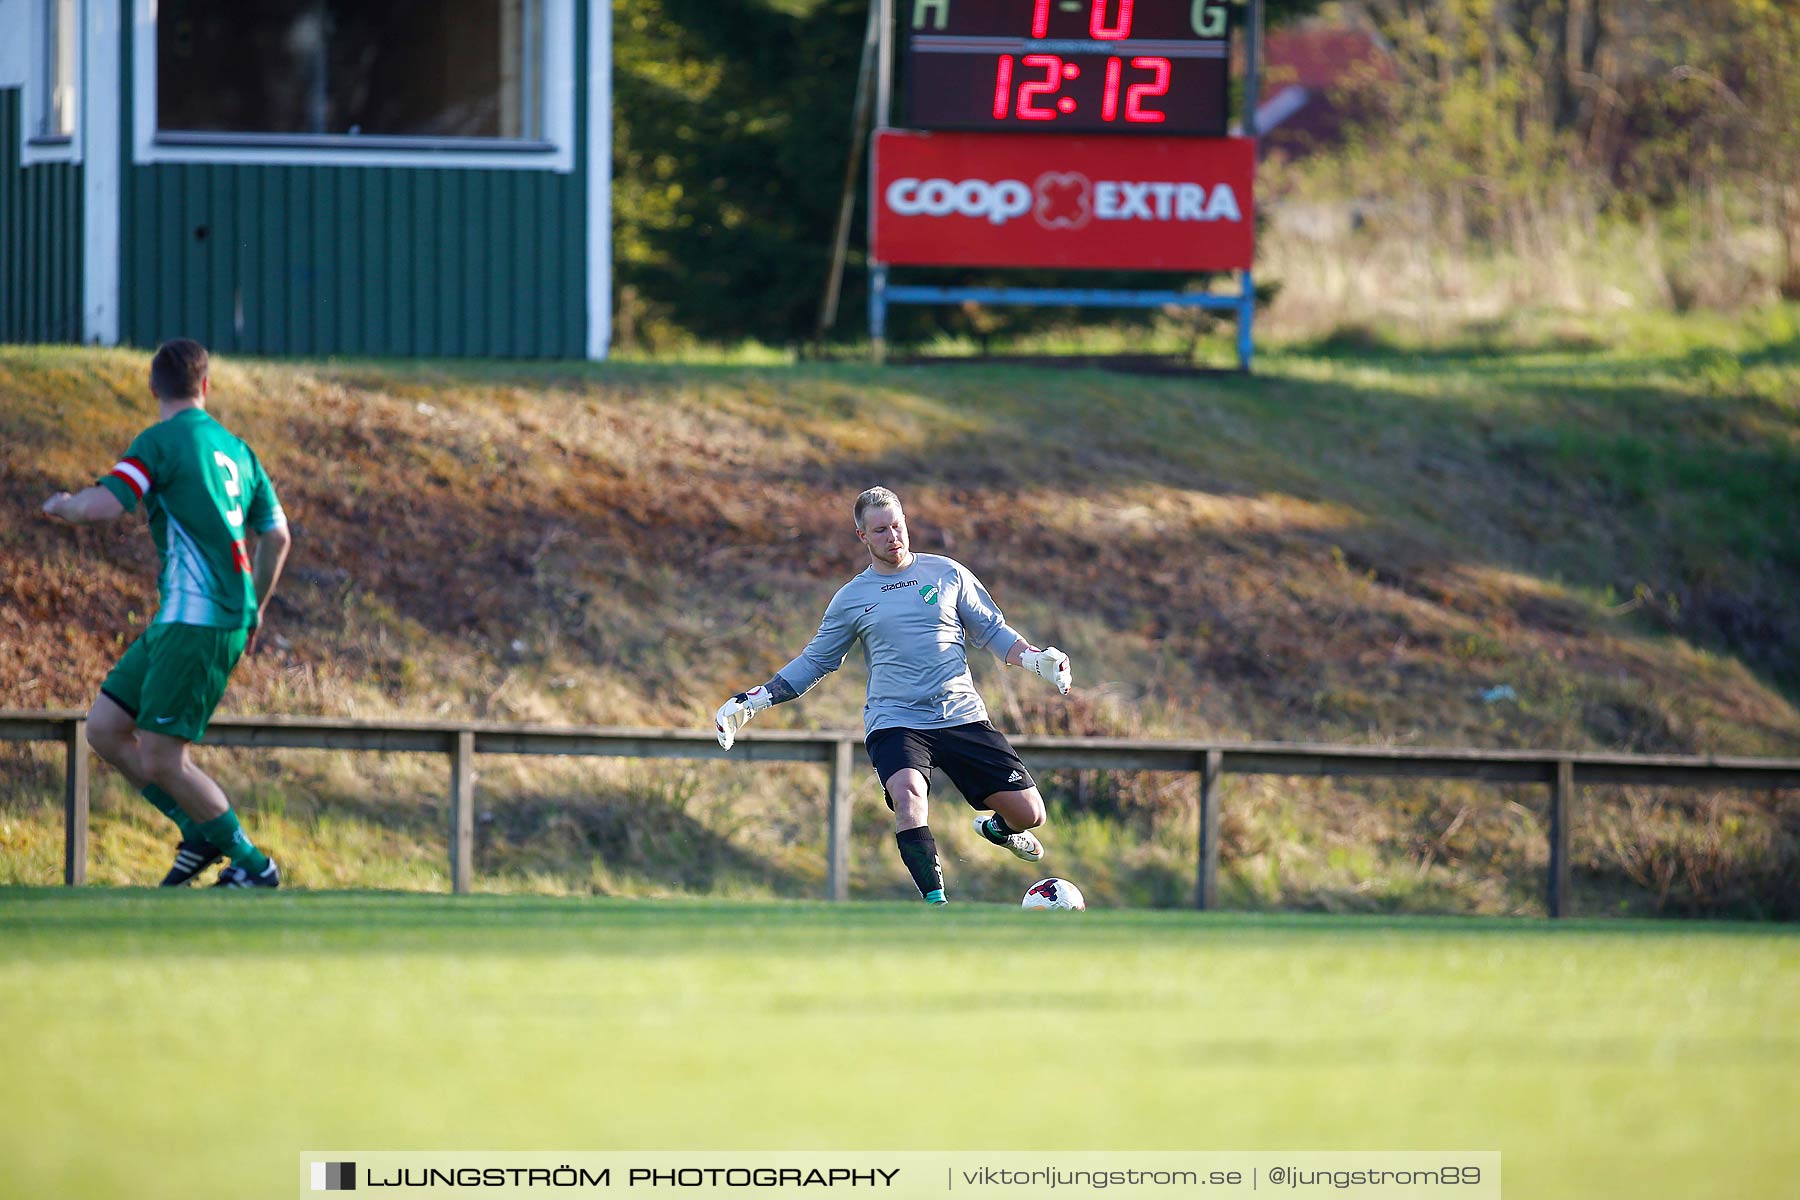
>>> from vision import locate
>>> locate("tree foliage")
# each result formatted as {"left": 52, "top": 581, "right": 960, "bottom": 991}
{"left": 1324, "top": 0, "right": 1800, "bottom": 297}
{"left": 612, "top": 0, "right": 871, "bottom": 346}
{"left": 1712, "top": 0, "right": 1800, "bottom": 296}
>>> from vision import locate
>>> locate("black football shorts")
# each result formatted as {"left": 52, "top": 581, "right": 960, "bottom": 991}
{"left": 865, "top": 721, "right": 1036, "bottom": 808}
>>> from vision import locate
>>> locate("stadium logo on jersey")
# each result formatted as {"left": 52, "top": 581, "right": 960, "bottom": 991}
{"left": 920, "top": 585, "right": 940, "bottom": 605}
{"left": 880, "top": 578, "right": 919, "bottom": 592}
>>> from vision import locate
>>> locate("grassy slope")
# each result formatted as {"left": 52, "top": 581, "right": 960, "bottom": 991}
{"left": 1, "top": 310, "right": 1797, "bottom": 912}
{"left": 1, "top": 891, "right": 1796, "bottom": 1200}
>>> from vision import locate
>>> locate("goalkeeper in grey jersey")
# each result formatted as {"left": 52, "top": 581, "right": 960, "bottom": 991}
{"left": 715, "top": 487, "right": 1072, "bottom": 904}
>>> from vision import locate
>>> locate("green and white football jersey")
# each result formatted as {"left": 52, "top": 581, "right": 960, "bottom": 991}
{"left": 97, "top": 408, "right": 286, "bottom": 629}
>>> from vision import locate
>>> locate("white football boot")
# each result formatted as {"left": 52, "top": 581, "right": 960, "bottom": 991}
{"left": 975, "top": 815, "right": 1043, "bottom": 862}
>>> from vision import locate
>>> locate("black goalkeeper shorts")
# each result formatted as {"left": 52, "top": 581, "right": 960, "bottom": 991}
{"left": 865, "top": 721, "right": 1036, "bottom": 809}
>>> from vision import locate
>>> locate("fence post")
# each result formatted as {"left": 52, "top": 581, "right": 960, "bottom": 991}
{"left": 826, "top": 739, "right": 854, "bottom": 901}
{"left": 450, "top": 730, "right": 475, "bottom": 895}
{"left": 63, "top": 718, "right": 89, "bottom": 886}
{"left": 1196, "top": 748, "right": 1221, "bottom": 910}
{"left": 1548, "top": 758, "right": 1573, "bottom": 918}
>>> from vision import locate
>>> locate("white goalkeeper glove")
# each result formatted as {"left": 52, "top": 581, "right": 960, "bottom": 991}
{"left": 714, "top": 686, "right": 773, "bottom": 750}
{"left": 1019, "top": 646, "right": 1072, "bottom": 696}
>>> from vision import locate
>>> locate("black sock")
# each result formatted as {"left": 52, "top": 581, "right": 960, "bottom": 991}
{"left": 988, "top": 812, "right": 1019, "bottom": 836}
{"left": 895, "top": 826, "right": 945, "bottom": 900}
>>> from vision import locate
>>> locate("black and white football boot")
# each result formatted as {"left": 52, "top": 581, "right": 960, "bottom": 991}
{"left": 213, "top": 860, "right": 281, "bottom": 889}
{"left": 159, "top": 840, "right": 223, "bottom": 887}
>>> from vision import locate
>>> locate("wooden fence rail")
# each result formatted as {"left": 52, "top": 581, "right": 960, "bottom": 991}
{"left": 5, "top": 711, "right": 1799, "bottom": 914}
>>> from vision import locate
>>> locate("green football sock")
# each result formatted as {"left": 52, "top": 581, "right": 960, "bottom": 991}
{"left": 142, "top": 784, "right": 199, "bottom": 840}
{"left": 195, "top": 810, "right": 270, "bottom": 873}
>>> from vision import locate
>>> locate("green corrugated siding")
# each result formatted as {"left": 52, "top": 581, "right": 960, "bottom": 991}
{"left": 118, "top": 7, "right": 589, "bottom": 359}
{"left": 1, "top": 89, "right": 85, "bottom": 344}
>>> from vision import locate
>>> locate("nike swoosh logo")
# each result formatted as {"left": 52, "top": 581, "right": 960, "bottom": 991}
{"left": 155, "top": 716, "right": 176, "bottom": 724}
{"left": 862, "top": 604, "right": 878, "bottom": 614}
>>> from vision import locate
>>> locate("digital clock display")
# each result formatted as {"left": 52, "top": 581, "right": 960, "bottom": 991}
{"left": 903, "top": 0, "right": 1233, "bottom": 136}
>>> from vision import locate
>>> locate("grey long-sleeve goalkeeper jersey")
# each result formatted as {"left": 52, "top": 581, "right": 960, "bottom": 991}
{"left": 774, "top": 554, "right": 1024, "bottom": 737}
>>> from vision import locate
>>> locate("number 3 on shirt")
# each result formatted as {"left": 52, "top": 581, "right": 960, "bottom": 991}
{"left": 213, "top": 450, "right": 244, "bottom": 529}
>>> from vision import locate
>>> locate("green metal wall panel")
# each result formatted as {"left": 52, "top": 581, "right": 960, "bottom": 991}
{"left": 117, "top": 6, "right": 590, "bottom": 360}
{"left": 124, "top": 157, "right": 588, "bottom": 358}
{"left": 1, "top": 89, "right": 84, "bottom": 345}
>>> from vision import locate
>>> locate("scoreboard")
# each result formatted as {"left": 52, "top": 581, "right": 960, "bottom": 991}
{"left": 869, "top": 0, "right": 1260, "bottom": 368}
{"left": 903, "top": 0, "right": 1233, "bottom": 137}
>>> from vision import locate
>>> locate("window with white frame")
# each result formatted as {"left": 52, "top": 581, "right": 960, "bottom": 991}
{"left": 156, "top": 0, "right": 546, "bottom": 143}
{"left": 37, "top": 0, "right": 77, "bottom": 140}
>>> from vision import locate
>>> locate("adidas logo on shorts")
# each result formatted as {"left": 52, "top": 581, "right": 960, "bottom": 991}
{"left": 1007, "top": 770, "right": 1024, "bottom": 783}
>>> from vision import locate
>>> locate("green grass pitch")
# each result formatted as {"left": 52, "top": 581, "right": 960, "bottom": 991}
{"left": 1, "top": 890, "right": 1795, "bottom": 1199}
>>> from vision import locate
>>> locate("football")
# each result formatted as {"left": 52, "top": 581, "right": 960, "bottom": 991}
{"left": 1021, "top": 878, "right": 1085, "bottom": 910}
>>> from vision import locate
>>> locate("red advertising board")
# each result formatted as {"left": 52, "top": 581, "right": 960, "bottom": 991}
{"left": 872, "top": 131, "right": 1255, "bottom": 272}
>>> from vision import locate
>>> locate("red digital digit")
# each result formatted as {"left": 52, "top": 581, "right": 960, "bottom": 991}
{"left": 1032, "top": 0, "right": 1051, "bottom": 38}
{"left": 1101, "top": 56, "right": 1122, "bottom": 121}
{"left": 1125, "top": 55, "right": 1170, "bottom": 122}
{"left": 992, "top": 55, "right": 1015, "bottom": 119}
{"left": 1090, "top": 0, "right": 1134, "bottom": 40}
{"left": 1016, "top": 54, "right": 1063, "bottom": 121}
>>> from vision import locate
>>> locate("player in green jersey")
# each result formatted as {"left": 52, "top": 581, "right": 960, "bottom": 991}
{"left": 42, "top": 338, "right": 293, "bottom": 888}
